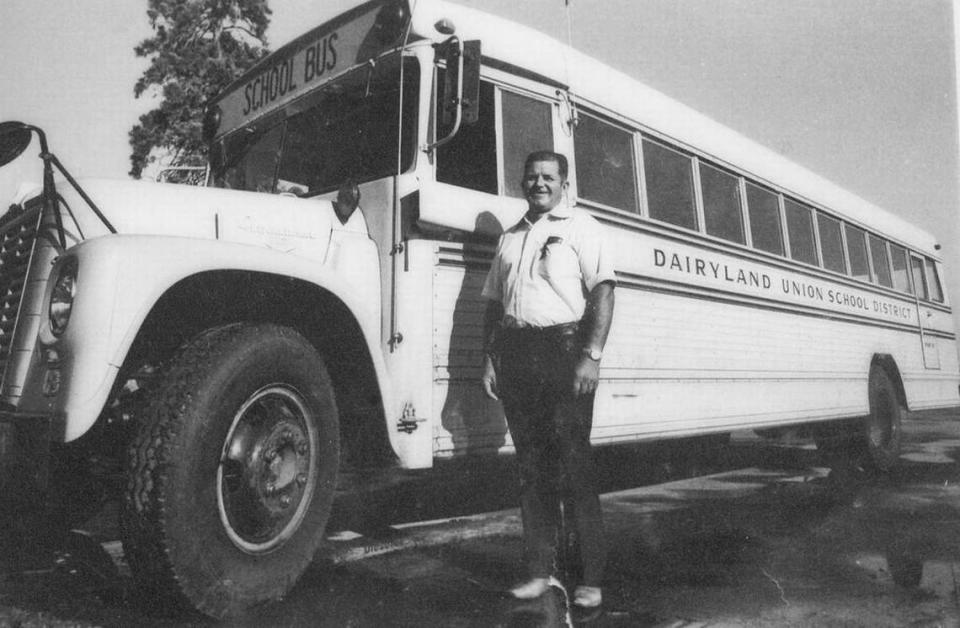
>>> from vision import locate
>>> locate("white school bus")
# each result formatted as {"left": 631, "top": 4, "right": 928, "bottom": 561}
{"left": 0, "top": 0, "right": 956, "bottom": 617}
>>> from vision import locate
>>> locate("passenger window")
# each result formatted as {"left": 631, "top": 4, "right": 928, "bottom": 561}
{"left": 642, "top": 139, "right": 697, "bottom": 230}
{"left": 574, "top": 113, "right": 638, "bottom": 212}
{"left": 746, "top": 183, "right": 783, "bottom": 255}
{"left": 784, "top": 200, "right": 817, "bottom": 266}
{"left": 868, "top": 235, "right": 892, "bottom": 288}
{"left": 889, "top": 244, "right": 911, "bottom": 293}
{"left": 911, "top": 256, "right": 929, "bottom": 299}
{"left": 926, "top": 258, "right": 944, "bottom": 302}
{"left": 700, "top": 163, "right": 744, "bottom": 244}
{"left": 437, "top": 79, "right": 497, "bottom": 194}
{"left": 501, "top": 91, "right": 554, "bottom": 199}
{"left": 845, "top": 225, "right": 870, "bottom": 282}
{"left": 817, "top": 213, "right": 845, "bottom": 274}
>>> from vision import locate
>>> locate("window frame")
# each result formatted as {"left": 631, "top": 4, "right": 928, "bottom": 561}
{"left": 698, "top": 159, "right": 747, "bottom": 245}
{"left": 783, "top": 198, "right": 820, "bottom": 267}
{"left": 925, "top": 257, "right": 945, "bottom": 303}
{"left": 844, "top": 223, "right": 872, "bottom": 283}
{"left": 571, "top": 109, "right": 641, "bottom": 214}
{"left": 888, "top": 242, "right": 913, "bottom": 294}
{"left": 495, "top": 87, "right": 559, "bottom": 199}
{"left": 866, "top": 234, "right": 894, "bottom": 288}
{"left": 815, "top": 211, "right": 847, "bottom": 275}
{"left": 639, "top": 135, "right": 700, "bottom": 232}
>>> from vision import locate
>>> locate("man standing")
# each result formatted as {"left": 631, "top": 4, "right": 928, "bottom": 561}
{"left": 481, "top": 150, "right": 616, "bottom": 610}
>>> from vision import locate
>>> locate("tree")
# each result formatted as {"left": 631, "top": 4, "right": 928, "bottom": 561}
{"left": 128, "top": 0, "right": 271, "bottom": 180}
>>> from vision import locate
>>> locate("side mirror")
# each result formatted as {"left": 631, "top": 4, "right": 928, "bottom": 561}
{"left": 439, "top": 37, "right": 463, "bottom": 127}
{"left": 461, "top": 40, "right": 481, "bottom": 124}
{"left": 428, "top": 38, "right": 482, "bottom": 153}
{"left": 0, "top": 121, "right": 32, "bottom": 168}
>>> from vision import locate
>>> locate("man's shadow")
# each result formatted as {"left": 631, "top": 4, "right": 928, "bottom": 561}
{"left": 439, "top": 210, "right": 510, "bottom": 458}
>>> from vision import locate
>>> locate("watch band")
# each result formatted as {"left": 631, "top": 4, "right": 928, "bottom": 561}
{"left": 582, "top": 347, "right": 602, "bottom": 361}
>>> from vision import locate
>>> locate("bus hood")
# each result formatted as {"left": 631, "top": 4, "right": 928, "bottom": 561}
{"left": 45, "top": 178, "right": 340, "bottom": 260}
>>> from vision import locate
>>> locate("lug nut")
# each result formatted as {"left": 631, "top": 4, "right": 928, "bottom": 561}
{"left": 280, "top": 495, "right": 291, "bottom": 507}
{"left": 266, "top": 483, "right": 276, "bottom": 495}
{"left": 263, "top": 449, "right": 276, "bottom": 462}
{"left": 297, "top": 441, "right": 308, "bottom": 455}
{"left": 296, "top": 473, "right": 307, "bottom": 487}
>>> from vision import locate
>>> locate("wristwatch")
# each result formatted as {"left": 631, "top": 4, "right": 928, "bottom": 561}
{"left": 582, "top": 347, "right": 603, "bottom": 361}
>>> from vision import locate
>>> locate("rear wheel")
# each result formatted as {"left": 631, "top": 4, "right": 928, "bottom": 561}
{"left": 121, "top": 323, "right": 340, "bottom": 618}
{"left": 816, "top": 366, "right": 903, "bottom": 473}
{"left": 864, "top": 367, "right": 903, "bottom": 471}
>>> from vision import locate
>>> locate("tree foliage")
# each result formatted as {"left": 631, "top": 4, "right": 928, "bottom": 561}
{"left": 128, "top": 0, "right": 271, "bottom": 179}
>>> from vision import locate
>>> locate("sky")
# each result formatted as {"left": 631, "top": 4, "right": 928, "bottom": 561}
{"left": 0, "top": 0, "right": 957, "bottom": 319}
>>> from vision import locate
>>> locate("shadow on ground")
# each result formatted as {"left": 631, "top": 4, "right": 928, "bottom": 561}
{"left": 2, "top": 416, "right": 960, "bottom": 626}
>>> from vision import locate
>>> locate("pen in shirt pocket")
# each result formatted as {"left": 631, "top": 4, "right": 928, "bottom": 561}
{"left": 539, "top": 236, "right": 564, "bottom": 260}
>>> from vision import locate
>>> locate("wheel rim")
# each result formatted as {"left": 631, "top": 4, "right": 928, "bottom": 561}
{"left": 217, "top": 384, "right": 319, "bottom": 554}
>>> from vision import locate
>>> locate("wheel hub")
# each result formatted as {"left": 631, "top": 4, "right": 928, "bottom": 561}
{"left": 218, "top": 385, "right": 319, "bottom": 553}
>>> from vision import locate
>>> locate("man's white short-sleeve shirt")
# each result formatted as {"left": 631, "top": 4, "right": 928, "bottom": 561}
{"left": 482, "top": 204, "right": 616, "bottom": 327}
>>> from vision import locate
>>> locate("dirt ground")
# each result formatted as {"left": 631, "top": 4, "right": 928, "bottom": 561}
{"left": 3, "top": 409, "right": 960, "bottom": 626}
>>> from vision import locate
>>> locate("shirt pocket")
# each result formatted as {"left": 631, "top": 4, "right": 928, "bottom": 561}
{"left": 536, "top": 237, "right": 580, "bottom": 281}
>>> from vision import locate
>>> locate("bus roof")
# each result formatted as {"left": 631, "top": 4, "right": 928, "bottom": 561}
{"left": 412, "top": 0, "right": 940, "bottom": 256}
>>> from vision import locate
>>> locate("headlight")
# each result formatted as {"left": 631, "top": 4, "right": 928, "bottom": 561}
{"left": 49, "top": 258, "right": 78, "bottom": 336}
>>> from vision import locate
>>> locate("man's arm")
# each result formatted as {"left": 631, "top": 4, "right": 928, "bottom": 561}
{"left": 481, "top": 299, "right": 504, "bottom": 400}
{"left": 573, "top": 280, "right": 615, "bottom": 397}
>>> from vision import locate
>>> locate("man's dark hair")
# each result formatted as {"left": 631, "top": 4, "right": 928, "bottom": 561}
{"left": 524, "top": 150, "right": 568, "bottom": 180}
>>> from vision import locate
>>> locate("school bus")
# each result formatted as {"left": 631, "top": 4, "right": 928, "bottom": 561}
{"left": 0, "top": 0, "right": 955, "bottom": 617}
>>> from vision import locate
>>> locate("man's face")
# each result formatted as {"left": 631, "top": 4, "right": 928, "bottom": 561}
{"left": 521, "top": 159, "right": 566, "bottom": 214}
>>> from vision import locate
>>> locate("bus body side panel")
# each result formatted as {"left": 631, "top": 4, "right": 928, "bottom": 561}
{"left": 425, "top": 223, "right": 960, "bottom": 456}
{"left": 595, "top": 285, "right": 893, "bottom": 442}
{"left": 596, "top": 219, "right": 959, "bottom": 439}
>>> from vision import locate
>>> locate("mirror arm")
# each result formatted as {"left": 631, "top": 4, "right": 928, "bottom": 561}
{"left": 424, "top": 97, "right": 463, "bottom": 154}
{"left": 16, "top": 123, "right": 116, "bottom": 242}
{"left": 45, "top": 153, "right": 116, "bottom": 235}
{"left": 32, "top": 129, "right": 67, "bottom": 250}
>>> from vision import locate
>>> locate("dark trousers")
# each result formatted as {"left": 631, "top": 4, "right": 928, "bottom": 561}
{"left": 497, "top": 323, "right": 605, "bottom": 586}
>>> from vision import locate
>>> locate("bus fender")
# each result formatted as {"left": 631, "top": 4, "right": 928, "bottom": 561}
{"left": 18, "top": 235, "right": 395, "bottom": 446}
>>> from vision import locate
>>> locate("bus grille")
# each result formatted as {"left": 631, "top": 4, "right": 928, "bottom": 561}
{"left": 0, "top": 207, "right": 40, "bottom": 381}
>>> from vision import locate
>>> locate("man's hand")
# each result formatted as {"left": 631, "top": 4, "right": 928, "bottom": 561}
{"left": 573, "top": 355, "right": 600, "bottom": 397}
{"left": 481, "top": 354, "right": 499, "bottom": 400}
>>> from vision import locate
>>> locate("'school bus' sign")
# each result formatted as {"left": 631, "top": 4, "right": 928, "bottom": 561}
{"left": 214, "top": 1, "right": 407, "bottom": 134}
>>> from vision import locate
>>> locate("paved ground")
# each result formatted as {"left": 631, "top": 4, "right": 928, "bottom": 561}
{"left": 3, "top": 409, "right": 960, "bottom": 626}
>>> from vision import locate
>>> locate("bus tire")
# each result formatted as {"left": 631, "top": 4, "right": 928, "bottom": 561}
{"left": 120, "top": 323, "right": 340, "bottom": 619}
{"left": 816, "top": 367, "right": 903, "bottom": 474}
{"left": 864, "top": 367, "right": 903, "bottom": 472}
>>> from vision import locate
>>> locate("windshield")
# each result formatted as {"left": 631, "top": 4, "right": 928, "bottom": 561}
{"left": 211, "top": 55, "right": 418, "bottom": 195}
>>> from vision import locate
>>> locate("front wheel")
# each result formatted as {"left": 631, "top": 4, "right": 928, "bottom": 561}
{"left": 121, "top": 323, "right": 340, "bottom": 618}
